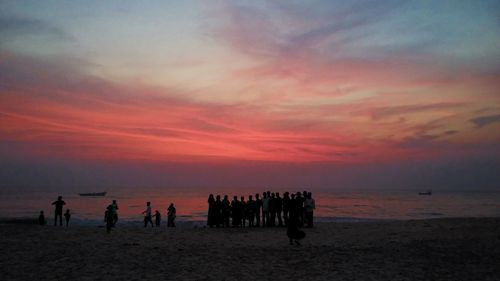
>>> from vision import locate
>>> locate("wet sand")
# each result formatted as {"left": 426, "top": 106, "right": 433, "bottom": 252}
{"left": 1, "top": 218, "right": 499, "bottom": 281}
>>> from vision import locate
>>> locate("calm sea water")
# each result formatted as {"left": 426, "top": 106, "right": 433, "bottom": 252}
{"left": 1, "top": 188, "right": 499, "bottom": 224}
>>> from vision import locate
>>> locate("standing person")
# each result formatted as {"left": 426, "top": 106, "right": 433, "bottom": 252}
{"left": 231, "top": 196, "right": 241, "bottom": 227}
{"left": 215, "top": 195, "right": 222, "bottom": 227}
{"left": 52, "top": 196, "right": 66, "bottom": 226}
{"left": 287, "top": 193, "right": 305, "bottom": 245}
{"left": 269, "top": 193, "right": 276, "bottom": 227}
{"left": 104, "top": 205, "right": 114, "bottom": 233}
{"left": 111, "top": 200, "right": 119, "bottom": 226}
{"left": 283, "top": 192, "right": 290, "bottom": 227}
{"left": 64, "top": 209, "right": 71, "bottom": 227}
{"left": 296, "top": 192, "right": 304, "bottom": 227}
{"left": 38, "top": 211, "right": 45, "bottom": 226}
{"left": 247, "top": 195, "right": 255, "bottom": 227}
{"left": 207, "top": 194, "right": 216, "bottom": 227}
{"left": 287, "top": 212, "right": 306, "bottom": 246}
{"left": 254, "top": 193, "right": 262, "bottom": 227}
{"left": 240, "top": 196, "right": 246, "bottom": 228}
{"left": 153, "top": 210, "right": 161, "bottom": 227}
{"left": 289, "top": 193, "right": 297, "bottom": 224}
{"left": 275, "top": 192, "right": 283, "bottom": 227}
{"left": 167, "top": 203, "right": 176, "bottom": 227}
{"left": 143, "top": 202, "right": 153, "bottom": 227}
{"left": 304, "top": 192, "right": 316, "bottom": 228}
{"left": 262, "top": 192, "right": 269, "bottom": 227}
{"left": 221, "top": 195, "right": 231, "bottom": 228}
{"left": 302, "top": 191, "right": 308, "bottom": 226}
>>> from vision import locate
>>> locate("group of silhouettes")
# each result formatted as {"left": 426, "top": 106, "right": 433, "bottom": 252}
{"left": 40, "top": 196, "right": 177, "bottom": 234}
{"left": 38, "top": 196, "right": 71, "bottom": 227}
{"left": 207, "top": 191, "right": 315, "bottom": 244}
{"left": 207, "top": 191, "right": 316, "bottom": 228}
{"left": 41, "top": 192, "right": 315, "bottom": 244}
{"left": 140, "top": 201, "right": 177, "bottom": 230}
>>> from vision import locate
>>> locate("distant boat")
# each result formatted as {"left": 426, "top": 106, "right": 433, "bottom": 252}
{"left": 79, "top": 192, "right": 107, "bottom": 197}
{"left": 418, "top": 190, "right": 432, "bottom": 196}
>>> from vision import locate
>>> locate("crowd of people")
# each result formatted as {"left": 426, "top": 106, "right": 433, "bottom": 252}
{"left": 42, "top": 191, "right": 315, "bottom": 243}
{"left": 207, "top": 191, "right": 316, "bottom": 229}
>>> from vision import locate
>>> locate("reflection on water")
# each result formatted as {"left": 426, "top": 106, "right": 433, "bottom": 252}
{"left": 1, "top": 188, "right": 499, "bottom": 223}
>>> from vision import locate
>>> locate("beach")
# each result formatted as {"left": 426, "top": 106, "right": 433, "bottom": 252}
{"left": 1, "top": 217, "right": 499, "bottom": 281}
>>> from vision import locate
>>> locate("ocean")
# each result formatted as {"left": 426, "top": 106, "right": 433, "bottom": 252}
{"left": 1, "top": 188, "right": 499, "bottom": 224}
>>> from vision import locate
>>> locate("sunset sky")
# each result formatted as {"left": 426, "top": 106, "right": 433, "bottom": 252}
{"left": 1, "top": 1, "right": 499, "bottom": 190}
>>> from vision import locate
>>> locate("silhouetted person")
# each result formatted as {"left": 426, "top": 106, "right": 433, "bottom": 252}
{"left": 269, "top": 193, "right": 276, "bottom": 227}
{"left": 111, "top": 200, "right": 119, "bottom": 226}
{"left": 167, "top": 203, "right": 176, "bottom": 227}
{"left": 240, "top": 196, "right": 246, "bottom": 227}
{"left": 52, "top": 196, "right": 66, "bottom": 226}
{"left": 215, "top": 195, "right": 222, "bottom": 227}
{"left": 296, "top": 192, "right": 304, "bottom": 227}
{"left": 262, "top": 192, "right": 270, "bottom": 227}
{"left": 143, "top": 202, "right": 153, "bottom": 227}
{"left": 104, "top": 205, "right": 114, "bottom": 233}
{"left": 38, "top": 211, "right": 45, "bottom": 226}
{"left": 287, "top": 214, "right": 306, "bottom": 246}
{"left": 221, "top": 195, "right": 231, "bottom": 227}
{"left": 289, "top": 193, "right": 297, "bottom": 224}
{"left": 283, "top": 192, "right": 290, "bottom": 226}
{"left": 153, "top": 210, "right": 161, "bottom": 227}
{"left": 254, "top": 193, "right": 262, "bottom": 227}
{"left": 207, "top": 194, "right": 216, "bottom": 227}
{"left": 304, "top": 192, "right": 316, "bottom": 228}
{"left": 302, "top": 191, "right": 308, "bottom": 226}
{"left": 247, "top": 195, "right": 255, "bottom": 227}
{"left": 231, "top": 196, "right": 241, "bottom": 227}
{"left": 64, "top": 209, "right": 71, "bottom": 227}
{"left": 275, "top": 192, "right": 283, "bottom": 227}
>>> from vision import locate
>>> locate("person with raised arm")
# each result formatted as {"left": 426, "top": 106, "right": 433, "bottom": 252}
{"left": 51, "top": 196, "right": 66, "bottom": 226}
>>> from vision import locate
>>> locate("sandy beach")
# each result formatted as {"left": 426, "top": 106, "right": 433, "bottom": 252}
{"left": 1, "top": 218, "right": 499, "bottom": 281}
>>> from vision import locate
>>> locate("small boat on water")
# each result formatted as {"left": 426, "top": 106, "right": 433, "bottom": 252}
{"left": 79, "top": 192, "right": 107, "bottom": 197}
{"left": 418, "top": 190, "right": 432, "bottom": 196}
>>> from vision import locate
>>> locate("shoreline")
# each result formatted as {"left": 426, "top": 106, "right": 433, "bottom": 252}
{"left": 1, "top": 215, "right": 499, "bottom": 226}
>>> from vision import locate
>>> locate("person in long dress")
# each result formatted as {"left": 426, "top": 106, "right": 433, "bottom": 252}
{"left": 167, "top": 203, "right": 176, "bottom": 227}
{"left": 207, "top": 194, "right": 216, "bottom": 227}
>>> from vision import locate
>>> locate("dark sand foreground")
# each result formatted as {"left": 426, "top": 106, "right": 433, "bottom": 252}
{"left": 1, "top": 218, "right": 499, "bottom": 281}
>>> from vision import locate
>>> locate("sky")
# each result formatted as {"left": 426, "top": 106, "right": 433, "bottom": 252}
{"left": 1, "top": 0, "right": 499, "bottom": 190}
